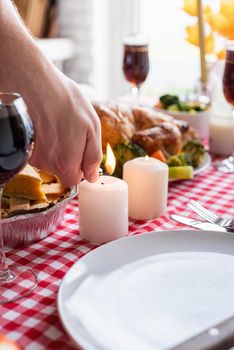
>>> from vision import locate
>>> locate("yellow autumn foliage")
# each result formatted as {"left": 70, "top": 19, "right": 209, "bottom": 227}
{"left": 183, "top": 0, "right": 197, "bottom": 16}
{"left": 220, "top": 0, "right": 234, "bottom": 21}
{"left": 186, "top": 23, "right": 215, "bottom": 53}
{"left": 183, "top": 0, "right": 234, "bottom": 57}
{"left": 216, "top": 48, "right": 226, "bottom": 59}
{"left": 210, "top": 12, "right": 234, "bottom": 40}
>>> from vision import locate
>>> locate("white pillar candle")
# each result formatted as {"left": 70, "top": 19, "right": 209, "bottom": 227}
{"left": 123, "top": 157, "right": 168, "bottom": 220}
{"left": 209, "top": 115, "right": 234, "bottom": 156}
{"left": 79, "top": 176, "right": 128, "bottom": 244}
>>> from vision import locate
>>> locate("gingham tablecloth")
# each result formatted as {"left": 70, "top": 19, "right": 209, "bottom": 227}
{"left": 1, "top": 164, "right": 234, "bottom": 350}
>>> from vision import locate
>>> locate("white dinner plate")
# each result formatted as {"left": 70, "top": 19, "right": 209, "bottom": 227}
{"left": 169, "top": 152, "right": 211, "bottom": 182}
{"left": 58, "top": 230, "right": 234, "bottom": 350}
{"left": 193, "top": 152, "right": 211, "bottom": 176}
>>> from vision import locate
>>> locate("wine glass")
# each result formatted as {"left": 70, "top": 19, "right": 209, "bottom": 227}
{"left": 0, "top": 92, "right": 37, "bottom": 304}
{"left": 123, "top": 33, "right": 149, "bottom": 105}
{"left": 220, "top": 41, "right": 234, "bottom": 173}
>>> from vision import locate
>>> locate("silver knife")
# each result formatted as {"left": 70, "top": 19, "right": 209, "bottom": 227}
{"left": 171, "top": 214, "right": 230, "bottom": 232}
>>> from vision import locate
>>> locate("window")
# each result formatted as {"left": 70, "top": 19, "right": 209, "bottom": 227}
{"left": 139, "top": 0, "right": 200, "bottom": 98}
{"left": 92, "top": 0, "right": 203, "bottom": 100}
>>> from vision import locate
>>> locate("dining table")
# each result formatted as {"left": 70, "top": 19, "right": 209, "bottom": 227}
{"left": 0, "top": 158, "right": 234, "bottom": 350}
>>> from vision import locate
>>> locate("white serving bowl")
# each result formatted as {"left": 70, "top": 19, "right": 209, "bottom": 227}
{"left": 156, "top": 108, "right": 210, "bottom": 143}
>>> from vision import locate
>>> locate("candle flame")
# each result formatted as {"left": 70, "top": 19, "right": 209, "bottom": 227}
{"left": 145, "top": 155, "right": 149, "bottom": 161}
{"left": 105, "top": 143, "right": 116, "bottom": 175}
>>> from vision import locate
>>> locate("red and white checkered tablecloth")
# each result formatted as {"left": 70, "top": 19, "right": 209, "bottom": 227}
{"left": 0, "top": 164, "right": 234, "bottom": 350}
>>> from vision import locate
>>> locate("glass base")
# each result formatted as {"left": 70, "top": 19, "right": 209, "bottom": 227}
{"left": 214, "top": 156, "right": 234, "bottom": 173}
{"left": 0, "top": 265, "right": 37, "bottom": 304}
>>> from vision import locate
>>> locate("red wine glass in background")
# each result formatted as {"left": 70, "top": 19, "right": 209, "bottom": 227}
{"left": 221, "top": 41, "right": 234, "bottom": 173}
{"left": 0, "top": 92, "right": 37, "bottom": 304}
{"left": 123, "top": 33, "right": 149, "bottom": 104}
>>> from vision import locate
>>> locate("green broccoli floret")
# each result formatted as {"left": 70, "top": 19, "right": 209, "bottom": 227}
{"left": 160, "top": 94, "right": 179, "bottom": 109}
{"left": 167, "top": 104, "right": 180, "bottom": 111}
{"left": 168, "top": 153, "right": 192, "bottom": 167}
{"left": 193, "top": 105, "right": 206, "bottom": 112}
{"left": 177, "top": 102, "right": 191, "bottom": 112}
{"left": 113, "top": 142, "right": 147, "bottom": 178}
{"left": 159, "top": 94, "right": 209, "bottom": 112}
{"left": 182, "top": 140, "right": 205, "bottom": 168}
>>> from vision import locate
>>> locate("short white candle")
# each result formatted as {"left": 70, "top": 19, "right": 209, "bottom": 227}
{"left": 209, "top": 115, "right": 234, "bottom": 156}
{"left": 123, "top": 157, "right": 168, "bottom": 220}
{"left": 79, "top": 176, "right": 128, "bottom": 244}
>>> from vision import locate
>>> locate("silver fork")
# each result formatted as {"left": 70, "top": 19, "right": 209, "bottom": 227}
{"left": 187, "top": 199, "right": 234, "bottom": 229}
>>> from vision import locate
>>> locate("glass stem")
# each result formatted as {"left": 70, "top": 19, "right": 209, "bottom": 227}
{"left": 131, "top": 85, "right": 140, "bottom": 106}
{"left": 0, "top": 186, "right": 10, "bottom": 281}
{"left": 232, "top": 109, "right": 234, "bottom": 158}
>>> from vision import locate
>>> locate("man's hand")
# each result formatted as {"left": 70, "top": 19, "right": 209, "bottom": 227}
{"left": 0, "top": 0, "right": 102, "bottom": 186}
{"left": 29, "top": 74, "right": 102, "bottom": 186}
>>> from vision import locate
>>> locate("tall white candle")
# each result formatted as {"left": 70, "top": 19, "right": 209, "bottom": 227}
{"left": 197, "top": 0, "right": 207, "bottom": 89}
{"left": 209, "top": 115, "right": 234, "bottom": 156}
{"left": 123, "top": 157, "right": 168, "bottom": 220}
{"left": 79, "top": 176, "right": 128, "bottom": 244}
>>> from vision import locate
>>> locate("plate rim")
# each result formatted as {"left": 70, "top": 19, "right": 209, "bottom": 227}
{"left": 58, "top": 229, "right": 234, "bottom": 350}
{"left": 193, "top": 152, "right": 211, "bottom": 175}
{"left": 154, "top": 106, "right": 210, "bottom": 117}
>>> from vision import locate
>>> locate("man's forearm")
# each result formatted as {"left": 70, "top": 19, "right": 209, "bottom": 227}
{"left": 0, "top": 1, "right": 102, "bottom": 186}
{"left": 0, "top": 0, "right": 59, "bottom": 111}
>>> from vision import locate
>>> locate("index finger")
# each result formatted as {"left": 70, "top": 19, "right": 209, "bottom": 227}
{"left": 81, "top": 124, "right": 102, "bottom": 182}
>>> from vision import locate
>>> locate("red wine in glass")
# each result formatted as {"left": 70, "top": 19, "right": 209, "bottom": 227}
{"left": 0, "top": 92, "right": 37, "bottom": 304}
{"left": 123, "top": 33, "right": 149, "bottom": 104}
{"left": 0, "top": 105, "right": 34, "bottom": 184}
{"left": 221, "top": 42, "right": 234, "bottom": 172}
{"left": 223, "top": 49, "right": 234, "bottom": 105}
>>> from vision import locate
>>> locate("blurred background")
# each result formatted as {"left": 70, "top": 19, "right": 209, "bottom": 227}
{"left": 13, "top": 0, "right": 225, "bottom": 101}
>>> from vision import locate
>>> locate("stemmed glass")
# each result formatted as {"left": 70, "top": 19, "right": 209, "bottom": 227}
{"left": 0, "top": 92, "right": 37, "bottom": 304}
{"left": 220, "top": 41, "right": 234, "bottom": 173}
{"left": 123, "top": 33, "right": 149, "bottom": 105}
